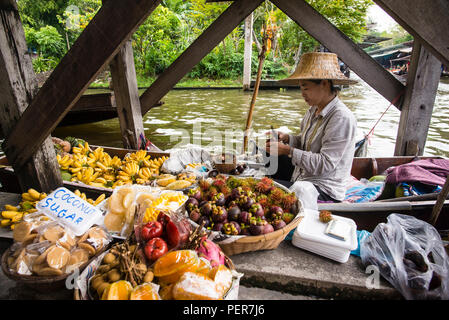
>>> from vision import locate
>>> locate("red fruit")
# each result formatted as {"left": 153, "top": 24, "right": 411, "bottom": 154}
{"left": 166, "top": 219, "right": 191, "bottom": 249}
{"left": 157, "top": 212, "right": 171, "bottom": 229}
{"left": 144, "top": 237, "right": 168, "bottom": 262}
{"left": 141, "top": 221, "right": 163, "bottom": 242}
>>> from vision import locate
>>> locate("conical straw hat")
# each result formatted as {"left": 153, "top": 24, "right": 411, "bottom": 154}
{"left": 278, "top": 52, "right": 357, "bottom": 85}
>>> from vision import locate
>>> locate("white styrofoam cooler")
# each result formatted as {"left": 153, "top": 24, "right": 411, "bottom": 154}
{"left": 292, "top": 209, "right": 358, "bottom": 263}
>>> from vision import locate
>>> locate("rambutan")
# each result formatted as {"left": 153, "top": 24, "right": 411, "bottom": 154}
{"left": 269, "top": 187, "right": 285, "bottom": 205}
{"left": 198, "top": 179, "right": 211, "bottom": 191}
{"left": 281, "top": 193, "right": 297, "bottom": 212}
{"left": 319, "top": 210, "right": 333, "bottom": 223}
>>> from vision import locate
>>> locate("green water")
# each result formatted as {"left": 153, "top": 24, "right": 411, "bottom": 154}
{"left": 52, "top": 76, "right": 449, "bottom": 158}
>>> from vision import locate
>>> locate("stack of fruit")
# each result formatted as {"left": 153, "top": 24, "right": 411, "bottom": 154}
{"left": 185, "top": 175, "right": 299, "bottom": 236}
{"left": 87, "top": 212, "right": 235, "bottom": 300}
{"left": 57, "top": 140, "right": 169, "bottom": 189}
{"left": 0, "top": 188, "right": 105, "bottom": 231}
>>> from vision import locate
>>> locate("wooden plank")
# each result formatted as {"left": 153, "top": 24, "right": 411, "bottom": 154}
{"left": 139, "top": 0, "right": 264, "bottom": 114}
{"left": 394, "top": 41, "right": 441, "bottom": 156}
{"left": 1, "top": 0, "right": 162, "bottom": 170}
{"left": 0, "top": 2, "right": 62, "bottom": 192}
{"left": 243, "top": 13, "right": 253, "bottom": 91}
{"left": 110, "top": 40, "right": 145, "bottom": 149}
{"left": 71, "top": 93, "right": 114, "bottom": 111}
{"left": 271, "top": 0, "right": 405, "bottom": 109}
{"left": 374, "top": 0, "right": 449, "bottom": 67}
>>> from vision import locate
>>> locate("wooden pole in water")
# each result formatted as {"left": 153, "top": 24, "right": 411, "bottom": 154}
{"left": 429, "top": 175, "right": 449, "bottom": 226}
{"left": 243, "top": 22, "right": 268, "bottom": 154}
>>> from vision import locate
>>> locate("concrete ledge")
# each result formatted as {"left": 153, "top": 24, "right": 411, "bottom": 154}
{"left": 230, "top": 241, "right": 402, "bottom": 300}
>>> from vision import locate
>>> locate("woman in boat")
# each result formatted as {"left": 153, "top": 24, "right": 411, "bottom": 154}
{"left": 265, "top": 52, "right": 358, "bottom": 202}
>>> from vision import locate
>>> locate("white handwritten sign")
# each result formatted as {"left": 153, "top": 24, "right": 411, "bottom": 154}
{"left": 36, "top": 187, "right": 103, "bottom": 236}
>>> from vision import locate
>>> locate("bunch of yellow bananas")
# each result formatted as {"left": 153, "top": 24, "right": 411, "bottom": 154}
{"left": 0, "top": 188, "right": 106, "bottom": 230}
{"left": 56, "top": 140, "right": 169, "bottom": 189}
{"left": 0, "top": 188, "right": 45, "bottom": 230}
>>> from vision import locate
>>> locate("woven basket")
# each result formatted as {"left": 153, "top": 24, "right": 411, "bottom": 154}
{"left": 215, "top": 179, "right": 304, "bottom": 256}
{"left": 213, "top": 153, "right": 236, "bottom": 174}
{"left": 1, "top": 245, "right": 107, "bottom": 292}
{"left": 218, "top": 212, "right": 303, "bottom": 256}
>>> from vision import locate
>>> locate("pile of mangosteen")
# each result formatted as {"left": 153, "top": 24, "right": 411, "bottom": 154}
{"left": 184, "top": 176, "right": 298, "bottom": 236}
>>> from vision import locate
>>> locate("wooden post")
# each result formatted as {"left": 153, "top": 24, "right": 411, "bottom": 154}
{"left": 0, "top": 1, "right": 62, "bottom": 192}
{"left": 243, "top": 13, "right": 253, "bottom": 91}
{"left": 1, "top": 0, "right": 162, "bottom": 170}
{"left": 394, "top": 41, "right": 441, "bottom": 156}
{"left": 110, "top": 39, "right": 145, "bottom": 150}
{"left": 271, "top": 0, "right": 405, "bottom": 109}
{"left": 243, "top": 27, "right": 268, "bottom": 153}
{"left": 139, "top": 0, "right": 264, "bottom": 115}
{"left": 429, "top": 175, "right": 449, "bottom": 226}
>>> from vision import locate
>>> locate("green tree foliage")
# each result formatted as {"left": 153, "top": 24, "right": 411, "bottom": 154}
{"left": 16, "top": 0, "right": 373, "bottom": 81}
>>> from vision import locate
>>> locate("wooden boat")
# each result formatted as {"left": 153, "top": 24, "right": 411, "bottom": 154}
{"left": 0, "top": 147, "right": 447, "bottom": 232}
{"left": 0, "top": 145, "right": 169, "bottom": 199}
{"left": 58, "top": 93, "right": 164, "bottom": 127}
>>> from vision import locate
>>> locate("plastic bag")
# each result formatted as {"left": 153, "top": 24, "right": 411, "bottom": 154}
{"left": 161, "top": 147, "right": 213, "bottom": 176}
{"left": 360, "top": 214, "right": 449, "bottom": 300}
{"left": 289, "top": 181, "right": 319, "bottom": 210}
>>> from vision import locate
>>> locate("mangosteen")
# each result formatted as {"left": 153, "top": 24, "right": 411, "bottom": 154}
{"left": 188, "top": 188, "right": 202, "bottom": 202}
{"left": 185, "top": 197, "right": 199, "bottom": 213}
{"left": 199, "top": 200, "right": 208, "bottom": 208}
{"left": 249, "top": 218, "right": 266, "bottom": 236}
{"left": 212, "top": 222, "right": 225, "bottom": 232}
{"left": 208, "top": 169, "right": 219, "bottom": 178}
{"left": 198, "top": 215, "right": 211, "bottom": 228}
{"left": 200, "top": 201, "right": 213, "bottom": 216}
{"left": 270, "top": 205, "right": 284, "bottom": 220}
{"left": 227, "top": 206, "right": 241, "bottom": 222}
{"left": 229, "top": 168, "right": 240, "bottom": 175}
{"left": 272, "top": 219, "right": 287, "bottom": 231}
{"left": 249, "top": 203, "right": 264, "bottom": 218}
{"left": 263, "top": 223, "right": 274, "bottom": 234}
{"left": 211, "top": 205, "right": 228, "bottom": 223}
{"left": 240, "top": 226, "right": 251, "bottom": 236}
{"left": 189, "top": 209, "right": 201, "bottom": 223}
{"left": 222, "top": 221, "right": 241, "bottom": 235}
{"left": 230, "top": 187, "right": 243, "bottom": 200}
{"left": 239, "top": 196, "right": 255, "bottom": 211}
{"left": 212, "top": 193, "right": 226, "bottom": 207}
{"left": 239, "top": 211, "right": 251, "bottom": 225}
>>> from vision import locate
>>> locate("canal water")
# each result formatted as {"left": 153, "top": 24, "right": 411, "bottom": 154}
{"left": 52, "top": 76, "right": 449, "bottom": 158}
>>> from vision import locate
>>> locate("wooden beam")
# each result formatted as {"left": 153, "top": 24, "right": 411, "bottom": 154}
{"left": 271, "top": 0, "right": 405, "bottom": 109}
{"left": 374, "top": 0, "right": 449, "bottom": 67}
{"left": 394, "top": 41, "right": 441, "bottom": 156}
{"left": 139, "top": 0, "right": 264, "bottom": 114}
{"left": 2, "top": 0, "right": 162, "bottom": 170}
{"left": 0, "top": 2, "right": 62, "bottom": 192}
{"left": 110, "top": 39, "right": 145, "bottom": 149}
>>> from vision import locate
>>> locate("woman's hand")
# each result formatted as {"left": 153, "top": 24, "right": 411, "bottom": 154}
{"left": 265, "top": 141, "right": 291, "bottom": 156}
{"left": 266, "top": 130, "right": 290, "bottom": 144}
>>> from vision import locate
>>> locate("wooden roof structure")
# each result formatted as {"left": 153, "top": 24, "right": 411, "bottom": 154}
{"left": 0, "top": 0, "right": 448, "bottom": 192}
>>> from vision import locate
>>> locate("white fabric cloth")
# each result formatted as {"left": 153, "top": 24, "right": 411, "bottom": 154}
{"left": 288, "top": 96, "right": 357, "bottom": 201}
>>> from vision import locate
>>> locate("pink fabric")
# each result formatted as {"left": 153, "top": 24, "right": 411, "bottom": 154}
{"left": 385, "top": 159, "right": 449, "bottom": 186}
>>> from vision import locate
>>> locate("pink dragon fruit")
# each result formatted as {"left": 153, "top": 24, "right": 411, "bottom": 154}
{"left": 196, "top": 237, "right": 225, "bottom": 268}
